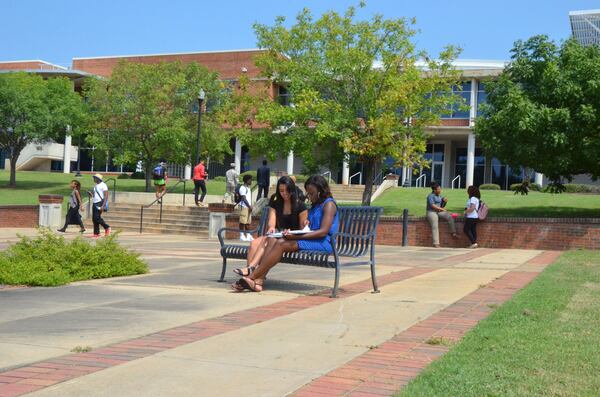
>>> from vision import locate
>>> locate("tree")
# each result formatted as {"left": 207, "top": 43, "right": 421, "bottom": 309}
{"left": 0, "top": 73, "right": 85, "bottom": 187}
{"left": 475, "top": 36, "right": 600, "bottom": 188}
{"left": 84, "top": 61, "right": 231, "bottom": 191}
{"left": 247, "top": 4, "right": 461, "bottom": 205}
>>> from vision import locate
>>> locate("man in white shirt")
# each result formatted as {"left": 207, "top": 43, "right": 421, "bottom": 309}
{"left": 238, "top": 174, "right": 253, "bottom": 241}
{"left": 90, "top": 173, "right": 111, "bottom": 238}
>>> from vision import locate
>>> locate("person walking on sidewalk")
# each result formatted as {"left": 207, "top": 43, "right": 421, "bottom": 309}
{"left": 224, "top": 163, "right": 239, "bottom": 203}
{"left": 193, "top": 159, "right": 208, "bottom": 207}
{"left": 256, "top": 160, "right": 270, "bottom": 199}
{"left": 464, "top": 185, "right": 481, "bottom": 248}
{"left": 58, "top": 180, "right": 85, "bottom": 233}
{"left": 239, "top": 174, "right": 253, "bottom": 241}
{"left": 426, "top": 182, "right": 458, "bottom": 248}
{"left": 89, "top": 173, "right": 110, "bottom": 238}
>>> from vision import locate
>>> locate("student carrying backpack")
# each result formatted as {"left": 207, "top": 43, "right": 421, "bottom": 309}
{"left": 152, "top": 164, "right": 166, "bottom": 180}
{"left": 478, "top": 200, "right": 489, "bottom": 221}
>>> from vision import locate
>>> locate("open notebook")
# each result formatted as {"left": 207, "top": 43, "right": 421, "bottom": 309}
{"left": 266, "top": 225, "right": 311, "bottom": 238}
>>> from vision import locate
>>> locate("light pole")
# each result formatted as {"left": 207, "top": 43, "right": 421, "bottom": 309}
{"left": 195, "top": 89, "right": 206, "bottom": 165}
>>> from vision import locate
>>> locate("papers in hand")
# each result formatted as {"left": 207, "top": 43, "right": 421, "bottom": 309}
{"left": 267, "top": 225, "right": 310, "bottom": 238}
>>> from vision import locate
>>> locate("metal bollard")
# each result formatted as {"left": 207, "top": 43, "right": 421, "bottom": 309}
{"left": 402, "top": 208, "right": 409, "bottom": 247}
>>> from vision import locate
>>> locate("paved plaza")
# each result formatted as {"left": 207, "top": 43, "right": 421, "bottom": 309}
{"left": 0, "top": 229, "right": 559, "bottom": 397}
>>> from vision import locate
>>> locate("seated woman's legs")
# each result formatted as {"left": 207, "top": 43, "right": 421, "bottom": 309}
{"left": 246, "top": 236, "right": 269, "bottom": 268}
{"left": 249, "top": 238, "right": 299, "bottom": 286}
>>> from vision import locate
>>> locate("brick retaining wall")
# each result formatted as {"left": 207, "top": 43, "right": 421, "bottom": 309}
{"left": 0, "top": 205, "right": 39, "bottom": 228}
{"left": 224, "top": 214, "right": 600, "bottom": 250}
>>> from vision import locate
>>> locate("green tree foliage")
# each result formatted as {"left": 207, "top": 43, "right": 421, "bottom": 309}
{"left": 475, "top": 36, "right": 600, "bottom": 187}
{"left": 84, "top": 61, "right": 231, "bottom": 191}
{"left": 0, "top": 73, "right": 85, "bottom": 187}
{"left": 248, "top": 5, "right": 461, "bottom": 204}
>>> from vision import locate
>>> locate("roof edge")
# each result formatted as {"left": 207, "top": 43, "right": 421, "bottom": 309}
{"left": 0, "top": 60, "right": 67, "bottom": 70}
{"left": 72, "top": 48, "right": 266, "bottom": 61}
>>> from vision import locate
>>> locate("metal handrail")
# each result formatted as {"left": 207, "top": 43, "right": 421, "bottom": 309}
{"left": 321, "top": 171, "right": 331, "bottom": 184}
{"left": 349, "top": 172, "right": 362, "bottom": 185}
{"left": 139, "top": 179, "right": 187, "bottom": 233}
{"left": 415, "top": 174, "right": 426, "bottom": 188}
{"left": 372, "top": 171, "right": 384, "bottom": 186}
{"left": 451, "top": 175, "right": 462, "bottom": 189}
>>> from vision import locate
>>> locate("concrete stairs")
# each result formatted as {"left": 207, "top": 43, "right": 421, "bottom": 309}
{"left": 85, "top": 203, "right": 210, "bottom": 236}
{"left": 329, "top": 184, "right": 369, "bottom": 202}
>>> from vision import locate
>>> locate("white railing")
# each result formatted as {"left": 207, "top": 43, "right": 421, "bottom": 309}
{"left": 321, "top": 171, "right": 331, "bottom": 184}
{"left": 451, "top": 175, "right": 462, "bottom": 189}
{"left": 415, "top": 174, "right": 426, "bottom": 188}
{"left": 349, "top": 172, "right": 362, "bottom": 185}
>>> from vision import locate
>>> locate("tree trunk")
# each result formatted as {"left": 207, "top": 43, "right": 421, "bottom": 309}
{"left": 9, "top": 155, "right": 17, "bottom": 187}
{"left": 145, "top": 163, "right": 152, "bottom": 192}
{"left": 361, "top": 156, "right": 375, "bottom": 206}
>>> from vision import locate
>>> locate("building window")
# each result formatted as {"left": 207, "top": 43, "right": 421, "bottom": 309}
{"left": 441, "top": 81, "right": 471, "bottom": 119}
{"left": 277, "top": 85, "right": 291, "bottom": 106}
{"left": 477, "top": 82, "right": 488, "bottom": 116}
{"left": 454, "top": 147, "right": 485, "bottom": 188}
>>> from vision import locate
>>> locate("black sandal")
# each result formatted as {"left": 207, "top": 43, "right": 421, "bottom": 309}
{"left": 231, "top": 279, "right": 246, "bottom": 292}
{"left": 233, "top": 266, "right": 255, "bottom": 277}
{"left": 242, "top": 277, "right": 263, "bottom": 292}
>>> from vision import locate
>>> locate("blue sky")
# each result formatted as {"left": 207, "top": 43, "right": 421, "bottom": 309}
{"left": 2, "top": 0, "right": 598, "bottom": 68}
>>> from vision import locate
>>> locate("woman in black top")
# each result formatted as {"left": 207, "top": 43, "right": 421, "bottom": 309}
{"left": 233, "top": 176, "right": 307, "bottom": 277}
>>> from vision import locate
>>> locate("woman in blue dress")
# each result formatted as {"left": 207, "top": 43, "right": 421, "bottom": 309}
{"left": 232, "top": 175, "right": 339, "bottom": 292}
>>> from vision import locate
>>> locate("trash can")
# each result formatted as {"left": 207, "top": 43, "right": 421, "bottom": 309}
{"left": 38, "top": 195, "right": 64, "bottom": 228}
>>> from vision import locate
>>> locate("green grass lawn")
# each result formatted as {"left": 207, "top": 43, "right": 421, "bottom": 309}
{"left": 397, "top": 250, "right": 600, "bottom": 397}
{"left": 0, "top": 170, "right": 225, "bottom": 206}
{"left": 373, "top": 187, "right": 600, "bottom": 218}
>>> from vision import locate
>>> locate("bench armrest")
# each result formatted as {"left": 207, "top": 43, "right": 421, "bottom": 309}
{"left": 217, "top": 226, "right": 260, "bottom": 246}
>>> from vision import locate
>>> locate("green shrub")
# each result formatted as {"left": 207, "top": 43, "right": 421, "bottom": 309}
{"left": 0, "top": 230, "right": 148, "bottom": 287}
{"left": 212, "top": 176, "right": 226, "bottom": 182}
{"left": 562, "top": 184, "right": 600, "bottom": 194}
{"left": 241, "top": 170, "right": 257, "bottom": 180}
{"left": 130, "top": 171, "right": 145, "bottom": 180}
{"left": 530, "top": 183, "right": 542, "bottom": 192}
{"left": 117, "top": 173, "right": 130, "bottom": 179}
{"left": 480, "top": 184, "right": 501, "bottom": 190}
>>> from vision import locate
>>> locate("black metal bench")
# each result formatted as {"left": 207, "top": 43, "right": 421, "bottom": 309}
{"left": 217, "top": 206, "right": 383, "bottom": 297}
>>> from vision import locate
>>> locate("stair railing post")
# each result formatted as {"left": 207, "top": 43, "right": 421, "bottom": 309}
{"left": 139, "top": 206, "right": 144, "bottom": 234}
{"left": 402, "top": 208, "right": 409, "bottom": 247}
{"left": 183, "top": 180, "right": 186, "bottom": 207}
{"left": 160, "top": 199, "right": 163, "bottom": 224}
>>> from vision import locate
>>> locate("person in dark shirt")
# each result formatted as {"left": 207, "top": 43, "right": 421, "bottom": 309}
{"left": 256, "top": 160, "right": 270, "bottom": 199}
{"left": 426, "top": 181, "right": 458, "bottom": 247}
{"left": 232, "top": 176, "right": 307, "bottom": 278}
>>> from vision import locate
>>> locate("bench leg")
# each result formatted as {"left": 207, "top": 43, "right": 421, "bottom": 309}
{"left": 370, "top": 245, "right": 380, "bottom": 293}
{"left": 331, "top": 263, "right": 340, "bottom": 298}
{"left": 218, "top": 257, "right": 227, "bottom": 282}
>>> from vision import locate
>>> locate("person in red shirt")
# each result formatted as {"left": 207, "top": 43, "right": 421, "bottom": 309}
{"left": 193, "top": 160, "right": 208, "bottom": 206}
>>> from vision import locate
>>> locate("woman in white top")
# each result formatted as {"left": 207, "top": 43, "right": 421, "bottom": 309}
{"left": 463, "top": 185, "right": 480, "bottom": 248}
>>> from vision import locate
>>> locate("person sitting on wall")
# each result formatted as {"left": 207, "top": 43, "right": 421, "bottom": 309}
{"left": 232, "top": 176, "right": 308, "bottom": 277}
{"left": 426, "top": 182, "right": 458, "bottom": 248}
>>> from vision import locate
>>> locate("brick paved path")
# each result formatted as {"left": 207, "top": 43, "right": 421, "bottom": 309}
{"left": 0, "top": 231, "right": 560, "bottom": 397}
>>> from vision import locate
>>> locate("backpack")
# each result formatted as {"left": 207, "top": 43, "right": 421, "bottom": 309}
{"left": 478, "top": 200, "right": 489, "bottom": 221}
{"left": 234, "top": 184, "right": 243, "bottom": 204}
{"left": 152, "top": 165, "right": 165, "bottom": 180}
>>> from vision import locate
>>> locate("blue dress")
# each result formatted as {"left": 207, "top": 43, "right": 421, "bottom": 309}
{"left": 297, "top": 198, "right": 339, "bottom": 253}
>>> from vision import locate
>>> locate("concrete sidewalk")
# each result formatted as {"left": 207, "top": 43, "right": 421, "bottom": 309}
{"left": 0, "top": 229, "right": 555, "bottom": 397}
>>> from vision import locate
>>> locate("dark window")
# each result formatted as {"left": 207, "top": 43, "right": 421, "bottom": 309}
{"left": 441, "top": 82, "right": 472, "bottom": 119}
{"left": 277, "top": 85, "right": 291, "bottom": 106}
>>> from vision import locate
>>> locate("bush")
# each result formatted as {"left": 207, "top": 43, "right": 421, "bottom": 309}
{"left": 480, "top": 184, "right": 501, "bottom": 190}
{"left": 130, "top": 171, "right": 145, "bottom": 180}
{"left": 212, "top": 176, "right": 226, "bottom": 182}
{"left": 562, "top": 184, "right": 600, "bottom": 194}
{"left": 241, "top": 170, "right": 257, "bottom": 180}
{"left": 0, "top": 230, "right": 148, "bottom": 286}
{"left": 117, "top": 173, "right": 130, "bottom": 179}
{"left": 510, "top": 182, "right": 542, "bottom": 194}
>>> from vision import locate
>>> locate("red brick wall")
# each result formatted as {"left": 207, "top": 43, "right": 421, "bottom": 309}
{"left": 440, "top": 119, "right": 470, "bottom": 127}
{"left": 376, "top": 216, "right": 600, "bottom": 250}
{"left": 0, "top": 206, "right": 39, "bottom": 228}
{"left": 0, "top": 61, "right": 62, "bottom": 71}
{"left": 224, "top": 213, "right": 600, "bottom": 251}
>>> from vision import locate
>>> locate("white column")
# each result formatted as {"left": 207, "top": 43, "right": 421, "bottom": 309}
{"left": 535, "top": 172, "right": 543, "bottom": 187}
{"left": 184, "top": 165, "right": 192, "bottom": 180}
{"left": 442, "top": 141, "right": 452, "bottom": 188}
{"left": 469, "top": 79, "right": 478, "bottom": 127}
{"left": 63, "top": 127, "right": 72, "bottom": 174}
{"left": 466, "top": 133, "right": 475, "bottom": 188}
{"left": 342, "top": 154, "right": 350, "bottom": 185}
{"left": 286, "top": 151, "right": 294, "bottom": 175}
{"left": 234, "top": 138, "right": 242, "bottom": 174}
